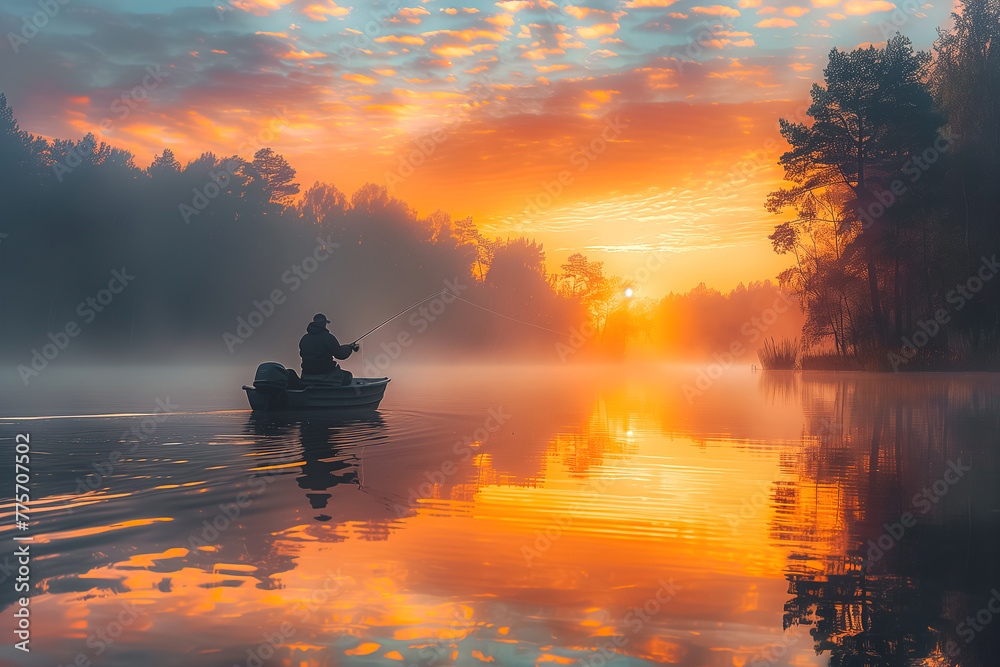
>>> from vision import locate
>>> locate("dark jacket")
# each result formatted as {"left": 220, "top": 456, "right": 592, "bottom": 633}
{"left": 299, "top": 322, "right": 354, "bottom": 374}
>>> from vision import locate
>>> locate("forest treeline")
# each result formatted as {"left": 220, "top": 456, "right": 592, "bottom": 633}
{"left": 0, "top": 94, "right": 797, "bottom": 368}
{"left": 766, "top": 0, "right": 1000, "bottom": 369}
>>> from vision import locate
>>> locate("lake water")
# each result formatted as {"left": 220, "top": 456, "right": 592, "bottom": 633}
{"left": 1, "top": 364, "right": 998, "bottom": 666}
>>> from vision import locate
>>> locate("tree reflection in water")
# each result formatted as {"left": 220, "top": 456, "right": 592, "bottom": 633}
{"left": 758, "top": 372, "right": 1000, "bottom": 666}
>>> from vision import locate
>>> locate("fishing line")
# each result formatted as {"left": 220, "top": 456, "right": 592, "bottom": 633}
{"left": 351, "top": 290, "right": 449, "bottom": 344}
{"left": 449, "top": 294, "right": 572, "bottom": 337}
{"left": 351, "top": 289, "right": 573, "bottom": 343}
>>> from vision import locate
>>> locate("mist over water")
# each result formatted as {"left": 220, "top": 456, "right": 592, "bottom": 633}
{"left": 1, "top": 364, "right": 997, "bottom": 666}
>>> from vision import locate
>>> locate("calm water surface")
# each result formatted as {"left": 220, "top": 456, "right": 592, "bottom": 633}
{"left": 1, "top": 364, "right": 998, "bottom": 666}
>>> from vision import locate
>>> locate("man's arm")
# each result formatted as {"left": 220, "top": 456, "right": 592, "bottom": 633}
{"left": 326, "top": 333, "right": 355, "bottom": 360}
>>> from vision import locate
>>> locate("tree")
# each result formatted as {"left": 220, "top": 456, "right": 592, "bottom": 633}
{"left": 246, "top": 147, "right": 299, "bottom": 206}
{"left": 932, "top": 0, "right": 1000, "bottom": 162}
{"left": 767, "top": 35, "right": 942, "bottom": 347}
{"left": 0, "top": 94, "right": 51, "bottom": 191}
{"left": 299, "top": 181, "right": 348, "bottom": 226}
{"left": 559, "top": 253, "right": 605, "bottom": 299}
{"left": 484, "top": 238, "right": 555, "bottom": 323}
{"left": 0, "top": 94, "right": 27, "bottom": 184}
{"left": 769, "top": 191, "right": 864, "bottom": 355}
{"left": 454, "top": 216, "right": 487, "bottom": 281}
{"left": 932, "top": 0, "right": 1000, "bottom": 274}
{"left": 147, "top": 148, "right": 181, "bottom": 178}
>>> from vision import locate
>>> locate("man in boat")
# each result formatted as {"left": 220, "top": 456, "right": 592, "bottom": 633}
{"left": 299, "top": 313, "right": 359, "bottom": 386}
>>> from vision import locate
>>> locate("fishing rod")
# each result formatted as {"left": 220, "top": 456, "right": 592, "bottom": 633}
{"left": 350, "top": 290, "right": 448, "bottom": 345}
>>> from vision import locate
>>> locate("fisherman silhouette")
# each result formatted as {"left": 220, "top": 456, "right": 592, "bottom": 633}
{"left": 297, "top": 417, "right": 360, "bottom": 517}
{"left": 299, "top": 313, "right": 359, "bottom": 386}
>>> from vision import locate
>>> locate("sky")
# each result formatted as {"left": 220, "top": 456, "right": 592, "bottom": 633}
{"left": 0, "top": 0, "right": 955, "bottom": 295}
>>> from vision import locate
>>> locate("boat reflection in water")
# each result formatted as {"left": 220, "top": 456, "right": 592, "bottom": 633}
{"left": 248, "top": 411, "right": 386, "bottom": 521}
{"left": 1, "top": 365, "right": 998, "bottom": 666}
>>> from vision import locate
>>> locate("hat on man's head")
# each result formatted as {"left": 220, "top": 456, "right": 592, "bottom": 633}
{"left": 313, "top": 313, "right": 331, "bottom": 324}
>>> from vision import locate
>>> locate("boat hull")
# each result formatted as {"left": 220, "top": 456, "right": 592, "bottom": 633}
{"left": 243, "top": 377, "right": 390, "bottom": 411}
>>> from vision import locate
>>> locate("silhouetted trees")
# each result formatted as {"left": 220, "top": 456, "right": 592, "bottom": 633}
{"left": 766, "top": 2, "right": 1000, "bottom": 368}
{"left": 0, "top": 105, "right": 594, "bottom": 363}
{"left": 555, "top": 253, "right": 622, "bottom": 335}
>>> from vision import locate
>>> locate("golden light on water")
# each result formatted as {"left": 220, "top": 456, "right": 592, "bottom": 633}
{"left": 2, "top": 365, "right": 996, "bottom": 665}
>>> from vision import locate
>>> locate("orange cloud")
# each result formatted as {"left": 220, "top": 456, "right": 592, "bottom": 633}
{"left": 576, "top": 23, "right": 620, "bottom": 38}
{"left": 536, "top": 63, "right": 573, "bottom": 72}
{"left": 343, "top": 73, "right": 378, "bottom": 84}
{"left": 399, "top": 6, "right": 431, "bottom": 16}
{"left": 707, "top": 62, "right": 772, "bottom": 80}
{"left": 422, "top": 28, "right": 506, "bottom": 41}
{"left": 692, "top": 5, "right": 742, "bottom": 16}
{"left": 811, "top": 0, "right": 840, "bottom": 5}
{"left": 843, "top": 0, "right": 895, "bottom": 13}
{"left": 362, "top": 103, "right": 415, "bottom": 115}
{"left": 302, "top": 1, "right": 350, "bottom": 20}
{"left": 374, "top": 35, "right": 426, "bottom": 44}
{"left": 392, "top": 89, "right": 468, "bottom": 100}
{"left": 756, "top": 17, "right": 797, "bottom": 25}
{"left": 522, "top": 47, "right": 565, "bottom": 59}
{"left": 495, "top": 0, "right": 532, "bottom": 10}
{"left": 486, "top": 12, "right": 515, "bottom": 26}
{"left": 230, "top": 0, "right": 294, "bottom": 16}
{"left": 738, "top": 0, "right": 761, "bottom": 5}
{"left": 784, "top": 6, "right": 810, "bottom": 15}
{"left": 432, "top": 44, "right": 476, "bottom": 57}
{"left": 279, "top": 48, "right": 327, "bottom": 59}
{"left": 586, "top": 90, "right": 619, "bottom": 103}
{"left": 623, "top": 0, "right": 679, "bottom": 6}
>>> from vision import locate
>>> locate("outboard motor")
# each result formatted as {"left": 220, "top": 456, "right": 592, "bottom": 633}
{"left": 252, "top": 362, "right": 289, "bottom": 408}
{"left": 253, "top": 362, "right": 289, "bottom": 390}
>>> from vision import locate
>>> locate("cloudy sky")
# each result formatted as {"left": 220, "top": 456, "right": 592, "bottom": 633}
{"left": 0, "top": 0, "right": 953, "bottom": 294}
